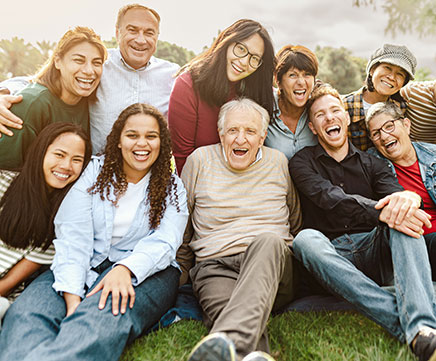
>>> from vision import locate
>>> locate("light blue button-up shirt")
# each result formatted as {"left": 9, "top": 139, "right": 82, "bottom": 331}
{"left": 51, "top": 156, "right": 189, "bottom": 298}
{"left": 264, "top": 94, "right": 318, "bottom": 160}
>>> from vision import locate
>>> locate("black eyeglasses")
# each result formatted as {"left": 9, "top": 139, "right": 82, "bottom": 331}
{"left": 370, "top": 118, "right": 403, "bottom": 141}
{"left": 232, "top": 42, "right": 263, "bottom": 69}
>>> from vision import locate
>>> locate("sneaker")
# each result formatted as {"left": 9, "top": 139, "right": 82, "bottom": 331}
{"left": 187, "top": 332, "right": 236, "bottom": 361}
{"left": 242, "top": 351, "right": 276, "bottom": 361}
{"left": 413, "top": 330, "right": 436, "bottom": 361}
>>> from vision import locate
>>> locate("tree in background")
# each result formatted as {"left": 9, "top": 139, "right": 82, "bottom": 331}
{"left": 0, "top": 37, "right": 196, "bottom": 81}
{"left": 35, "top": 40, "right": 56, "bottom": 60}
{"left": 0, "top": 37, "right": 47, "bottom": 80}
{"left": 415, "top": 67, "right": 433, "bottom": 81}
{"left": 315, "top": 46, "right": 366, "bottom": 94}
{"left": 353, "top": 0, "right": 436, "bottom": 37}
{"left": 103, "top": 37, "right": 195, "bottom": 67}
{"left": 155, "top": 40, "right": 195, "bottom": 67}
{"left": 102, "top": 37, "right": 117, "bottom": 49}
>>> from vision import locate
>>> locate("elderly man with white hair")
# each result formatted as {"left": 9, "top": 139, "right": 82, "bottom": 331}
{"left": 178, "top": 97, "right": 302, "bottom": 361}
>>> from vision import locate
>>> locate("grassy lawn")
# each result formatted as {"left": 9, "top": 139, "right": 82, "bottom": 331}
{"left": 121, "top": 311, "right": 415, "bottom": 361}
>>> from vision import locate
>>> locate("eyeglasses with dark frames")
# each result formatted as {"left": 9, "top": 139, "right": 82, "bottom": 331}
{"left": 370, "top": 118, "right": 403, "bottom": 141}
{"left": 232, "top": 42, "right": 263, "bottom": 69}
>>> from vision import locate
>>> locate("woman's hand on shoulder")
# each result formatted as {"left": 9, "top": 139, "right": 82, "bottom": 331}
{"left": 86, "top": 265, "right": 135, "bottom": 316}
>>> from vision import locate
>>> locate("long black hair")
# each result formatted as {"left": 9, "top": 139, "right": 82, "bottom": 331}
{"left": 183, "top": 19, "right": 275, "bottom": 116}
{"left": 0, "top": 122, "right": 92, "bottom": 250}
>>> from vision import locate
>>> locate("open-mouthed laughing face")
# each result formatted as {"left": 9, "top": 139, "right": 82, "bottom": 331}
{"left": 219, "top": 107, "right": 266, "bottom": 171}
{"left": 309, "top": 94, "right": 350, "bottom": 155}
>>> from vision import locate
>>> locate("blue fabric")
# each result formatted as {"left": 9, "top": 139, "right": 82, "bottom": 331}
{"left": 0, "top": 266, "right": 179, "bottom": 361}
{"left": 152, "top": 284, "right": 203, "bottom": 330}
{"left": 293, "top": 226, "right": 436, "bottom": 344}
{"left": 51, "top": 155, "right": 188, "bottom": 297}
{"left": 280, "top": 295, "right": 354, "bottom": 313}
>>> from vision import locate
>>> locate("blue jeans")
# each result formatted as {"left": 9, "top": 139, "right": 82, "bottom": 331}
{"left": 0, "top": 265, "right": 179, "bottom": 361}
{"left": 293, "top": 226, "right": 436, "bottom": 344}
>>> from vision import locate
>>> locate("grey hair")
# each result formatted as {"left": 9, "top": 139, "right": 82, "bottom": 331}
{"left": 365, "top": 102, "right": 404, "bottom": 129}
{"left": 217, "top": 98, "right": 270, "bottom": 136}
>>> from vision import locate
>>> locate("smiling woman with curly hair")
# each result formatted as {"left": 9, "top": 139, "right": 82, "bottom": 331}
{"left": 0, "top": 103, "right": 189, "bottom": 361}
{"left": 89, "top": 103, "right": 180, "bottom": 229}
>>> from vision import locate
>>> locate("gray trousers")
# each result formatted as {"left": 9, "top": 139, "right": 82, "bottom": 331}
{"left": 190, "top": 232, "right": 295, "bottom": 359}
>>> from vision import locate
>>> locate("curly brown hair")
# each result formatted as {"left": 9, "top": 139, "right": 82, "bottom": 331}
{"left": 88, "top": 103, "right": 179, "bottom": 229}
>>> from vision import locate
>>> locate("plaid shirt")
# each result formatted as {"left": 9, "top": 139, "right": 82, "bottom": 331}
{"left": 343, "top": 87, "right": 406, "bottom": 151}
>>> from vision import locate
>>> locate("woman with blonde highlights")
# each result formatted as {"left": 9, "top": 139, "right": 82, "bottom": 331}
{"left": 0, "top": 26, "right": 107, "bottom": 170}
{"left": 0, "top": 103, "right": 188, "bottom": 361}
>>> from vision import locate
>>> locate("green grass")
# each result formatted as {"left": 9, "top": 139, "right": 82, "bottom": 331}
{"left": 121, "top": 311, "right": 415, "bottom": 361}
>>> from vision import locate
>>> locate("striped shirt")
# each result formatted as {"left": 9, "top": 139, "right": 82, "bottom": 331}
{"left": 0, "top": 170, "right": 54, "bottom": 277}
{"left": 401, "top": 81, "right": 436, "bottom": 144}
{"left": 177, "top": 144, "right": 302, "bottom": 278}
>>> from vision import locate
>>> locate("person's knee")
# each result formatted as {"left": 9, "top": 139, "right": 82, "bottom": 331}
{"left": 250, "top": 232, "right": 287, "bottom": 254}
{"left": 293, "top": 229, "right": 329, "bottom": 260}
{"left": 389, "top": 228, "right": 426, "bottom": 249}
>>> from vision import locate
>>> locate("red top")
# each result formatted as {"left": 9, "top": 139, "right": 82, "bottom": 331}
{"left": 394, "top": 160, "right": 436, "bottom": 235}
{"left": 168, "top": 71, "right": 237, "bottom": 174}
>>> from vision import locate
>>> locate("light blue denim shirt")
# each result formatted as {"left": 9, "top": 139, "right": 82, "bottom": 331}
{"left": 369, "top": 142, "right": 436, "bottom": 205}
{"left": 51, "top": 156, "right": 189, "bottom": 298}
{"left": 264, "top": 94, "right": 318, "bottom": 160}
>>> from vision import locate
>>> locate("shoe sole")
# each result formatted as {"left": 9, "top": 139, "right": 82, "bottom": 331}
{"left": 188, "top": 333, "right": 236, "bottom": 361}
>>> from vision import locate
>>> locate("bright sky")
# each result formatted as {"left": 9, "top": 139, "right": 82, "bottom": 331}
{"left": 1, "top": 0, "right": 435, "bottom": 75}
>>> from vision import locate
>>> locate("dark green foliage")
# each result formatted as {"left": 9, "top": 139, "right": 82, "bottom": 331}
{"left": 155, "top": 40, "right": 196, "bottom": 67}
{"left": 315, "top": 46, "right": 366, "bottom": 94}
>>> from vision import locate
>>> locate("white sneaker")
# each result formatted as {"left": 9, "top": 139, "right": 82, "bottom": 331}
{"left": 242, "top": 351, "right": 276, "bottom": 361}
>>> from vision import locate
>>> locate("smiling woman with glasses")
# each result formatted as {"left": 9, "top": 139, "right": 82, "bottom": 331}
{"left": 167, "top": 19, "right": 275, "bottom": 173}
{"left": 369, "top": 118, "right": 403, "bottom": 141}
{"left": 232, "top": 42, "right": 263, "bottom": 68}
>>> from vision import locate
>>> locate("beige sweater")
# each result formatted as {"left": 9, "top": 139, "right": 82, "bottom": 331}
{"left": 178, "top": 144, "right": 302, "bottom": 284}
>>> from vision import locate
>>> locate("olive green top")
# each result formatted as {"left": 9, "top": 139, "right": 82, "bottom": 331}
{"left": 0, "top": 83, "right": 89, "bottom": 170}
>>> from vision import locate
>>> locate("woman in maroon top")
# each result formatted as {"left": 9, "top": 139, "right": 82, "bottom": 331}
{"left": 168, "top": 19, "right": 275, "bottom": 173}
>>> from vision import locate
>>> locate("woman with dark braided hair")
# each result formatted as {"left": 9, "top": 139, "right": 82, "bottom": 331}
{"left": 0, "top": 103, "right": 189, "bottom": 361}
